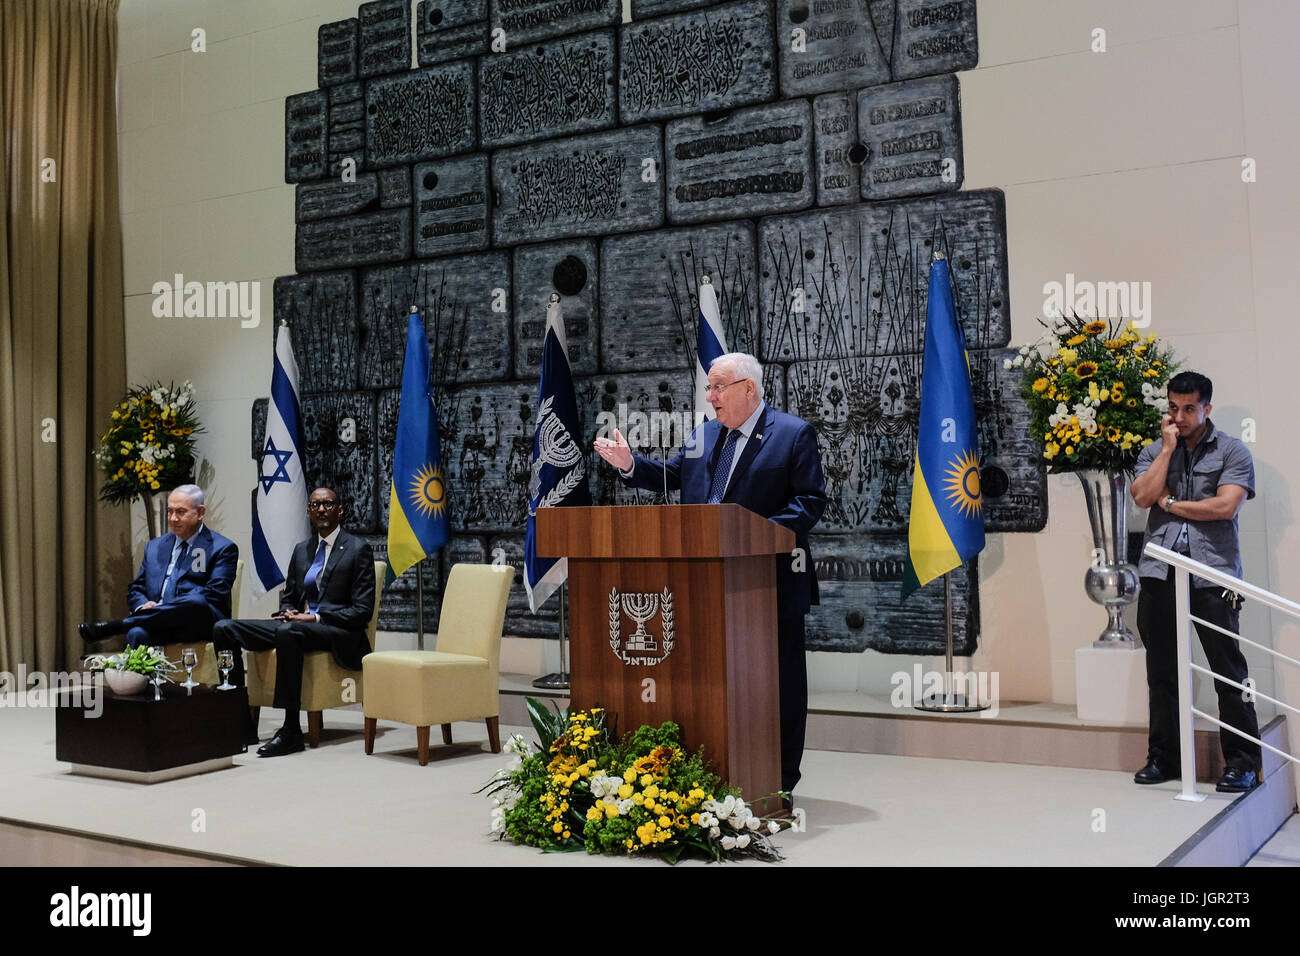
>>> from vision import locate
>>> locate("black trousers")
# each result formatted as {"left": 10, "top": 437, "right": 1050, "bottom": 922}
{"left": 778, "top": 613, "right": 808, "bottom": 793}
{"left": 1137, "top": 573, "right": 1261, "bottom": 772}
{"left": 211, "top": 618, "right": 352, "bottom": 713}
{"left": 119, "top": 594, "right": 216, "bottom": 647}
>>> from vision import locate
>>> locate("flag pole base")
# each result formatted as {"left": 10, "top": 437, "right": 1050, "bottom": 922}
{"left": 915, "top": 694, "right": 989, "bottom": 713}
{"left": 531, "top": 672, "right": 570, "bottom": 691}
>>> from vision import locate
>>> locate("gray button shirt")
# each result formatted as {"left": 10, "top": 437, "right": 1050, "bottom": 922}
{"left": 1135, "top": 420, "right": 1255, "bottom": 587}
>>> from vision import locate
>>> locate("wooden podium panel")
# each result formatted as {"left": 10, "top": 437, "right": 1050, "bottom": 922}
{"left": 538, "top": 504, "right": 792, "bottom": 809}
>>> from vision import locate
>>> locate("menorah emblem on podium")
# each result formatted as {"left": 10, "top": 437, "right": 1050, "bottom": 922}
{"left": 608, "top": 586, "right": 676, "bottom": 665}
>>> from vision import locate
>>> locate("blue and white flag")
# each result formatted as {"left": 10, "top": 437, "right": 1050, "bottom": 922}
{"left": 250, "top": 324, "right": 310, "bottom": 597}
{"left": 524, "top": 296, "right": 592, "bottom": 612}
{"left": 694, "top": 274, "right": 727, "bottom": 423}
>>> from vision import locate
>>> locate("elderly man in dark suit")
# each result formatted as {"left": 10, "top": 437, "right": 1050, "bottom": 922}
{"left": 79, "top": 484, "right": 237, "bottom": 648}
{"left": 594, "top": 352, "right": 827, "bottom": 796}
{"left": 213, "top": 487, "right": 375, "bottom": 757}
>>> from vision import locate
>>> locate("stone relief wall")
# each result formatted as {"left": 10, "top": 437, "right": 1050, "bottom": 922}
{"left": 256, "top": 0, "right": 1046, "bottom": 651}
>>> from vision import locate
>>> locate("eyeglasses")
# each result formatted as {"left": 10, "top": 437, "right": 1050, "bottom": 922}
{"left": 703, "top": 378, "right": 750, "bottom": 396}
{"left": 307, "top": 501, "right": 341, "bottom": 511}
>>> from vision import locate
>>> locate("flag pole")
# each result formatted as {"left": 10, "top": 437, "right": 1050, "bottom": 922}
{"left": 532, "top": 581, "right": 571, "bottom": 690}
{"left": 915, "top": 565, "right": 988, "bottom": 712}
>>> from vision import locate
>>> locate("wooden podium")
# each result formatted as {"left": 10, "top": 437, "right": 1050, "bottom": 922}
{"left": 537, "top": 504, "right": 794, "bottom": 809}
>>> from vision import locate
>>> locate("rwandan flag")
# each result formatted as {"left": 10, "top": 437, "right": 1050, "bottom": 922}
{"left": 902, "top": 254, "right": 985, "bottom": 599}
{"left": 387, "top": 308, "right": 449, "bottom": 580}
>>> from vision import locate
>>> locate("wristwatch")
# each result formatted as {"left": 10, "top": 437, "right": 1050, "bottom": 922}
{"left": 1163, "top": 495, "right": 1176, "bottom": 511}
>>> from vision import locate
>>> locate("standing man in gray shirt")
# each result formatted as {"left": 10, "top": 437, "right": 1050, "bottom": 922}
{"left": 1130, "top": 371, "right": 1261, "bottom": 792}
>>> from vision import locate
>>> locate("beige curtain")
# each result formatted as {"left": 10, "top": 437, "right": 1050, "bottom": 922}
{"left": 0, "top": 0, "right": 129, "bottom": 672}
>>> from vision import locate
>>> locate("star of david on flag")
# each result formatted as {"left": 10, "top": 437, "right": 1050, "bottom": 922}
{"left": 250, "top": 324, "right": 310, "bottom": 597}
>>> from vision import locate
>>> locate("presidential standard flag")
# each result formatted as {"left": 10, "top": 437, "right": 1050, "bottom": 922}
{"left": 250, "top": 324, "right": 310, "bottom": 596}
{"left": 387, "top": 309, "right": 450, "bottom": 580}
{"left": 694, "top": 274, "right": 727, "bottom": 422}
{"left": 902, "top": 254, "right": 985, "bottom": 599}
{"left": 524, "top": 296, "right": 592, "bottom": 612}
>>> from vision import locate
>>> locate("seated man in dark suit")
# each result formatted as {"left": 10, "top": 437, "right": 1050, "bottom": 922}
{"left": 79, "top": 484, "right": 237, "bottom": 648}
{"left": 213, "top": 487, "right": 375, "bottom": 758}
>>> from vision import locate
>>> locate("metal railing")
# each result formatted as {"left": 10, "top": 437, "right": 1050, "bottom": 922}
{"left": 1144, "top": 543, "right": 1300, "bottom": 802}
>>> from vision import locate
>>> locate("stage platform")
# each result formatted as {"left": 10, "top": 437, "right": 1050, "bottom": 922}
{"left": 0, "top": 677, "right": 1293, "bottom": 867}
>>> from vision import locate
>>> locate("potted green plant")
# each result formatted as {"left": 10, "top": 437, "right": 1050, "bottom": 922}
{"left": 86, "top": 646, "right": 180, "bottom": 695}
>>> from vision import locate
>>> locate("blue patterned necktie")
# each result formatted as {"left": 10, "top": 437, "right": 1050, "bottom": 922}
{"left": 161, "top": 540, "right": 189, "bottom": 603}
{"left": 303, "top": 541, "right": 327, "bottom": 613}
{"left": 707, "top": 429, "right": 740, "bottom": 504}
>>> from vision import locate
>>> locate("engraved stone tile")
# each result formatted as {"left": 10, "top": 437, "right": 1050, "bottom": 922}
{"left": 318, "top": 18, "right": 358, "bottom": 87}
{"left": 359, "top": 0, "right": 413, "bottom": 79}
{"left": 417, "top": 0, "right": 488, "bottom": 66}
{"left": 296, "top": 208, "right": 411, "bottom": 272}
{"left": 857, "top": 73, "right": 962, "bottom": 200}
{"left": 806, "top": 536, "right": 977, "bottom": 654}
{"left": 757, "top": 189, "right": 1009, "bottom": 363}
{"left": 367, "top": 532, "right": 443, "bottom": 632}
{"left": 327, "top": 81, "right": 365, "bottom": 178}
{"left": 413, "top": 155, "right": 490, "bottom": 257}
{"left": 581, "top": 369, "right": 696, "bottom": 507}
{"left": 666, "top": 98, "right": 814, "bottom": 224}
{"left": 359, "top": 254, "right": 512, "bottom": 390}
{"left": 489, "top": 0, "right": 619, "bottom": 47}
{"left": 971, "top": 348, "right": 1047, "bottom": 533}
{"left": 631, "top": 0, "right": 711, "bottom": 18}
{"left": 599, "top": 222, "right": 758, "bottom": 372}
{"left": 783, "top": 348, "right": 1043, "bottom": 534}
{"left": 251, "top": 398, "right": 268, "bottom": 459}
{"left": 295, "top": 174, "right": 379, "bottom": 223}
{"left": 365, "top": 63, "right": 477, "bottom": 169}
{"left": 378, "top": 167, "right": 412, "bottom": 207}
{"left": 891, "top": 0, "right": 977, "bottom": 81}
{"left": 301, "top": 391, "right": 379, "bottom": 533}
{"left": 513, "top": 239, "right": 599, "bottom": 377}
{"left": 478, "top": 29, "right": 616, "bottom": 150}
{"left": 486, "top": 533, "right": 558, "bottom": 634}
{"left": 273, "top": 271, "right": 361, "bottom": 394}
{"left": 776, "top": 0, "right": 891, "bottom": 98}
{"left": 379, "top": 382, "right": 538, "bottom": 533}
{"left": 812, "top": 91, "right": 861, "bottom": 206}
{"left": 619, "top": 0, "right": 776, "bottom": 125}
{"left": 285, "top": 90, "right": 327, "bottom": 183}
{"left": 491, "top": 125, "right": 663, "bottom": 246}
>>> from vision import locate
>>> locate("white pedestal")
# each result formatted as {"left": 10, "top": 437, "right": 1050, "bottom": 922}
{"left": 1075, "top": 646, "right": 1148, "bottom": 724}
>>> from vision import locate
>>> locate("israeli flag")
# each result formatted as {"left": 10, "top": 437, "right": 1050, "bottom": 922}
{"left": 693, "top": 274, "right": 727, "bottom": 423}
{"left": 250, "top": 324, "right": 310, "bottom": 597}
{"left": 524, "top": 296, "right": 592, "bottom": 613}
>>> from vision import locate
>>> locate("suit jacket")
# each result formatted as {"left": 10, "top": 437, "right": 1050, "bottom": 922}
{"left": 126, "top": 524, "right": 238, "bottom": 621}
{"left": 626, "top": 404, "right": 827, "bottom": 617}
{"left": 281, "top": 529, "right": 376, "bottom": 670}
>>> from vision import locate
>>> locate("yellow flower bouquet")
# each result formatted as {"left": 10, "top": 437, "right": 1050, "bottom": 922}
{"left": 1009, "top": 316, "right": 1178, "bottom": 473}
{"left": 94, "top": 381, "right": 203, "bottom": 505}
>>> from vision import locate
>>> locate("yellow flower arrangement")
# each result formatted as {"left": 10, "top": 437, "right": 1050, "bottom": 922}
{"left": 94, "top": 381, "right": 202, "bottom": 507}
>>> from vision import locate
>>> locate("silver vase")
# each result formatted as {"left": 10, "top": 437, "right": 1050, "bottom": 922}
{"left": 1076, "top": 470, "right": 1140, "bottom": 647}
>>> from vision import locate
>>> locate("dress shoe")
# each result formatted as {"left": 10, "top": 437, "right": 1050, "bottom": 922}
{"left": 1216, "top": 768, "right": 1260, "bottom": 793}
{"left": 1134, "top": 759, "right": 1180, "bottom": 785}
{"left": 78, "top": 621, "right": 119, "bottom": 644}
{"left": 256, "top": 731, "right": 305, "bottom": 758}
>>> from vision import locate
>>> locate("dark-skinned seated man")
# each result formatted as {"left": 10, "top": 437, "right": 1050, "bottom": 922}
{"left": 213, "top": 487, "right": 375, "bottom": 757}
{"left": 1130, "top": 371, "right": 1261, "bottom": 793}
{"left": 79, "top": 484, "right": 237, "bottom": 648}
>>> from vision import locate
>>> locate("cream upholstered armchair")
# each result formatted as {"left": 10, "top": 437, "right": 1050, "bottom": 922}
{"left": 245, "top": 559, "right": 387, "bottom": 747}
{"left": 362, "top": 563, "right": 513, "bottom": 765}
{"left": 161, "top": 559, "right": 243, "bottom": 685}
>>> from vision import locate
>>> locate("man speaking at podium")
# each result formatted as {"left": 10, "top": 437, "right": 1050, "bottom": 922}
{"left": 594, "top": 352, "right": 827, "bottom": 798}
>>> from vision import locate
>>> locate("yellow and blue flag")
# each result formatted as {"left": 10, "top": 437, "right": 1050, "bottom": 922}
{"left": 902, "top": 254, "right": 985, "bottom": 599}
{"left": 387, "top": 308, "right": 449, "bottom": 580}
